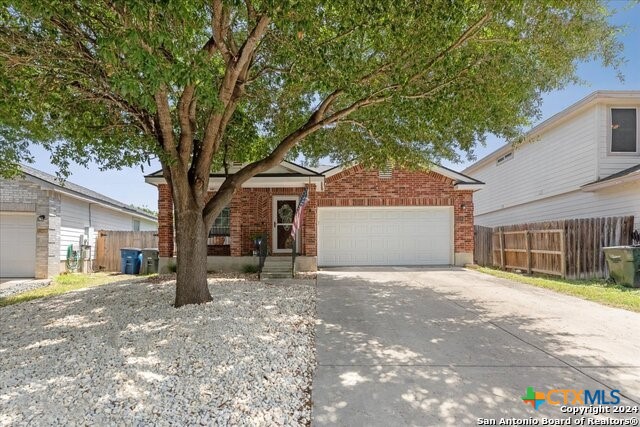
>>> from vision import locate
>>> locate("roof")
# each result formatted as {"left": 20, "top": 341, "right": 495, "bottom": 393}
{"left": 463, "top": 90, "right": 640, "bottom": 174}
{"left": 581, "top": 163, "right": 640, "bottom": 191}
{"left": 322, "top": 163, "right": 484, "bottom": 187}
{"left": 144, "top": 159, "right": 323, "bottom": 179}
{"left": 21, "top": 165, "right": 157, "bottom": 221}
{"left": 144, "top": 160, "right": 483, "bottom": 191}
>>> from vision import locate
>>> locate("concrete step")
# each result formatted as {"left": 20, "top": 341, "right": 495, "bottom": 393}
{"left": 261, "top": 272, "right": 293, "bottom": 279}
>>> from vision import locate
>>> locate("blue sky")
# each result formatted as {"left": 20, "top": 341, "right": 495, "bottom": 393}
{"left": 28, "top": 2, "right": 640, "bottom": 211}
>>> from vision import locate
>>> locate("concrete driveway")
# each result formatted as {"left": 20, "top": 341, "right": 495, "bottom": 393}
{"left": 312, "top": 268, "right": 640, "bottom": 426}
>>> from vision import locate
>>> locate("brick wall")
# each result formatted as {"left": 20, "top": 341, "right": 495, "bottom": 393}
{"left": 318, "top": 165, "right": 474, "bottom": 254}
{"left": 157, "top": 185, "right": 317, "bottom": 257}
{"left": 231, "top": 186, "right": 316, "bottom": 256}
{"left": 157, "top": 184, "right": 174, "bottom": 257}
{"left": 154, "top": 165, "right": 474, "bottom": 260}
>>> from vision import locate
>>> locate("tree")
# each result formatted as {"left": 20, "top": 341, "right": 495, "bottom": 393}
{"left": 0, "top": 1, "right": 622, "bottom": 306}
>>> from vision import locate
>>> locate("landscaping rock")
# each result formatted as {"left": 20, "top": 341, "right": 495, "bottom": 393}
{"left": 0, "top": 278, "right": 316, "bottom": 426}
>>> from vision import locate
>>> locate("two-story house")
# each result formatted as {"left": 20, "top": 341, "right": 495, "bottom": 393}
{"left": 463, "top": 90, "right": 640, "bottom": 228}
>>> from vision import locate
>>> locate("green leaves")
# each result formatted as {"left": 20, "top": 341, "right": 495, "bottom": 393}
{"left": 0, "top": 0, "right": 624, "bottom": 177}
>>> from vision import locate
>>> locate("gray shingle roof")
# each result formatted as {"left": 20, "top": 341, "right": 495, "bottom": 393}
{"left": 21, "top": 165, "right": 157, "bottom": 221}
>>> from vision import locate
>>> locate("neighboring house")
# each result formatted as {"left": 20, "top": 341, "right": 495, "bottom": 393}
{"left": 144, "top": 161, "right": 484, "bottom": 272}
{"left": 463, "top": 90, "right": 640, "bottom": 227}
{"left": 0, "top": 166, "right": 157, "bottom": 278}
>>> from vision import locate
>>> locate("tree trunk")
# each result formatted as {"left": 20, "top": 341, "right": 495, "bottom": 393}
{"left": 174, "top": 205, "right": 212, "bottom": 307}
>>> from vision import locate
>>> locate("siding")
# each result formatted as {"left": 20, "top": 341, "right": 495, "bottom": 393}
{"left": 472, "top": 106, "right": 598, "bottom": 216}
{"left": 596, "top": 103, "right": 640, "bottom": 179}
{"left": 59, "top": 195, "right": 156, "bottom": 260}
{"left": 475, "top": 181, "right": 640, "bottom": 227}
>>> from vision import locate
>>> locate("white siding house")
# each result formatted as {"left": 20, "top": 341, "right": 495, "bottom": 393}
{"left": 0, "top": 166, "right": 157, "bottom": 278}
{"left": 464, "top": 91, "right": 640, "bottom": 228}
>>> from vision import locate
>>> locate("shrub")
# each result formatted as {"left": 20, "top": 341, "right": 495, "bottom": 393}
{"left": 167, "top": 262, "right": 177, "bottom": 273}
{"left": 242, "top": 264, "right": 259, "bottom": 274}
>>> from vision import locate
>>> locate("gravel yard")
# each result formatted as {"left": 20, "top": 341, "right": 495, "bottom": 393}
{"left": 0, "top": 277, "right": 316, "bottom": 426}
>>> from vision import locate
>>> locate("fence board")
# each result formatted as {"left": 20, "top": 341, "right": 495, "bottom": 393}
{"left": 473, "top": 216, "right": 634, "bottom": 279}
{"left": 94, "top": 230, "right": 159, "bottom": 272}
{"left": 473, "top": 225, "right": 493, "bottom": 266}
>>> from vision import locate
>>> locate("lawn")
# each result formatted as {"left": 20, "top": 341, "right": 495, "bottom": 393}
{"left": 477, "top": 267, "right": 640, "bottom": 313}
{"left": 0, "top": 272, "right": 141, "bottom": 307}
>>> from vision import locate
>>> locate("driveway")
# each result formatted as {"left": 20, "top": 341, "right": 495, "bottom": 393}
{"left": 312, "top": 268, "right": 640, "bottom": 426}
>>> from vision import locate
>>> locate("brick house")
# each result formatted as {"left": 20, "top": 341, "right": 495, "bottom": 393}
{"left": 144, "top": 161, "right": 483, "bottom": 272}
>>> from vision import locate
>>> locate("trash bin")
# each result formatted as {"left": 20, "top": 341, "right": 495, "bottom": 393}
{"left": 603, "top": 246, "right": 640, "bottom": 288}
{"left": 140, "top": 248, "right": 159, "bottom": 274}
{"left": 120, "top": 248, "right": 142, "bottom": 275}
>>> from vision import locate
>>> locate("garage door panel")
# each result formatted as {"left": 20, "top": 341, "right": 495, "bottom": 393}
{"left": 318, "top": 207, "right": 452, "bottom": 266}
{"left": 0, "top": 212, "right": 36, "bottom": 277}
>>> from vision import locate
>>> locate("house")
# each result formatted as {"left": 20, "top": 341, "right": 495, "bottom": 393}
{"left": 0, "top": 165, "right": 158, "bottom": 279}
{"left": 144, "top": 161, "right": 484, "bottom": 272}
{"left": 463, "top": 90, "right": 640, "bottom": 228}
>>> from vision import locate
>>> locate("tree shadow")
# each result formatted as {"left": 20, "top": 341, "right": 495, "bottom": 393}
{"left": 312, "top": 269, "right": 640, "bottom": 426}
{"left": 0, "top": 278, "right": 316, "bottom": 425}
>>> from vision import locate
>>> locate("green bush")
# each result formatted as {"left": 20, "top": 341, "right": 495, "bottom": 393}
{"left": 242, "top": 264, "right": 259, "bottom": 274}
{"left": 167, "top": 262, "right": 177, "bottom": 273}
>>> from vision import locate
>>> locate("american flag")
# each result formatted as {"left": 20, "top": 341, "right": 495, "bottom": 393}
{"left": 290, "top": 188, "right": 309, "bottom": 238}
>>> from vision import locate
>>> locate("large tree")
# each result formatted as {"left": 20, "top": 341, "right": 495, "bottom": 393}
{"left": 0, "top": 1, "right": 622, "bottom": 306}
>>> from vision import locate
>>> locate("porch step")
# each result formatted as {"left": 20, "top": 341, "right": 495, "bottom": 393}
{"left": 260, "top": 256, "right": 293, "bottom": 280}
{"left": 261, "top": 272, "right": 293, "bottom": 279}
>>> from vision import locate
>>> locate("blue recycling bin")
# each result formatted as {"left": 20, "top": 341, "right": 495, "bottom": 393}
{"left": 120, "top": 248, "right": 142, "bottom": 274}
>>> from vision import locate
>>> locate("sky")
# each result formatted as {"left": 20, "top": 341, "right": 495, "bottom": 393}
{"left": 26, "top": 2, "right": 640, "bottom": 212}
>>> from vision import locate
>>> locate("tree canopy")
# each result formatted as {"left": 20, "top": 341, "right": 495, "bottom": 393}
{"left": 1, "top": 0, "right": 622, "bottom": 178}
{"left": 0, "top": 0, "right": 624, "bottom": 306}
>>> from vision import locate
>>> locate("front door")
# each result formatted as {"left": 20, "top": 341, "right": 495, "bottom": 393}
{"left": 272, "top": 196, "right": 298, "bottom": 253}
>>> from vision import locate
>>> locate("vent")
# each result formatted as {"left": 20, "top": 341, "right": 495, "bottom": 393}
{"left": 378, "top": 165, "right": 393, "bottom": 179}
{"left": 496, "top": 152, "right": 513, "bottom": 166}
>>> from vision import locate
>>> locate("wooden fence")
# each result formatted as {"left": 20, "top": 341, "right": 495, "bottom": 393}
{"left": 94, "top": 230, "right": 158, "bottom": 272}
{"left": 474, "top": 216, "right": 635, "bottom": 279}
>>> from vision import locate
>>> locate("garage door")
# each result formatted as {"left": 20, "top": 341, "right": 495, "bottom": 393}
{"left": 318, "top": 207, "right": 453, "bottom": 266}
{"left": 0, "top": 212, "right": 36, "bottom": 278}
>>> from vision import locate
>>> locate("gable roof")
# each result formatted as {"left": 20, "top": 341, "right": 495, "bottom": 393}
{"left": 463, "top": 90, "right": 640, "bottom": 174}
{"left": 20, "top": 165, "right": 157, "bottom": 221}
{"left": 144, "top": 160, "right": 483, "bottom": 191}
{"left": 323, "top": 163, "right": 484, "bottom": 189}
{"left": 581, "top": 163, "right": 640, "bottom": 191}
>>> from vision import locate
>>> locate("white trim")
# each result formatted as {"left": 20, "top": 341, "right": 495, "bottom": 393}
{"left": 581, "top": 172, "right": 640, "bottom": 192}
{"left": 454, "top": 183, "right": 484, "bottom": 191}
{"left": 272, "top": 195, "right": 299, "bottom": 254}
{"left": 607, "top": 106, "right": 640, "bottom": 156}
{"left": 145, "top": 175, "right": 324, "bottom": 189}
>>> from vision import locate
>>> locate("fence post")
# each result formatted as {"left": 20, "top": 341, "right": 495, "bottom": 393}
{"left": 499, "top": 228, "right": 505, "bottom": 269}
{"left": 525, "top": 230, "right": 532, "bottom": 275}
{"left": 560, "top": 230, "right": 566, "bottom": 278}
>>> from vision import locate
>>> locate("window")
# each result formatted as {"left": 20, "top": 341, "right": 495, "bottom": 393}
{"left": 133, "top": 220, "right": 140, "bottom": 231}
{"left": 209, "top": 207, "right": 230, "bottom": 236}
{"left": 610, "top": 108, "right": 638, "bottom": 153}
{"left": 496, "top": 151, "right": 513, "bottom": 165}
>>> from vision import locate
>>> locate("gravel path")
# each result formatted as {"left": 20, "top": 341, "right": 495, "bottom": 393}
{"left": 0, "top": 278, "right": 316, "bottom": 426}
{"left": 0, "top": 279, "right": 52, "bottom": 298}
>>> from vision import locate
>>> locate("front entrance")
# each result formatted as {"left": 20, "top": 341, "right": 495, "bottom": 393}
{"left": 272, "top": 196, "right": 299, "bottom": 253}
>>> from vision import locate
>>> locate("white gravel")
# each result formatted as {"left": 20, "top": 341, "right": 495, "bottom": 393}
{"left": 0, "top": 278, "right": 316, "bottom": 426}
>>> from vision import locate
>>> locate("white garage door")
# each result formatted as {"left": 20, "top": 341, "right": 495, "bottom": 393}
{"left": 0, "top": 212, "right": 36, "bottom": 278}
{"left": 318, "top": 207, "right": 453, "bottom": 266}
